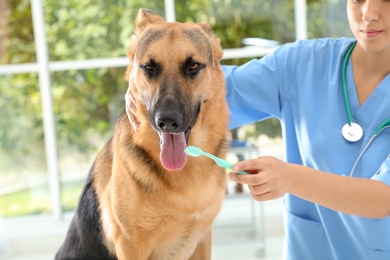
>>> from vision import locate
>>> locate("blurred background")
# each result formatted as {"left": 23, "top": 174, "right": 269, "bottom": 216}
{"left": 0, "top": 0, "right": 351, "bottom": 259}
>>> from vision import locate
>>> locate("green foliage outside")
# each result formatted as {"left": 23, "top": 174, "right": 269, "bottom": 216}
{"left": 0, "top": 180, "right": 84, "bottom": 216}
{"left": 0, "top": 0, "right": 352, "bottom": 217}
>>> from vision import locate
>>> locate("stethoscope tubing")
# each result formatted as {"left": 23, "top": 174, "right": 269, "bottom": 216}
{"left": 375, "top": 119, "right": 390, "bottom": 135}
{"left": 349, "top": 126, "right": 390, "bottom": 177}
{"left": 342, "top": 42, "right": 390, "bottom": 177}
{"left": 342, "top": 42, "right": 356, "bottom": 126}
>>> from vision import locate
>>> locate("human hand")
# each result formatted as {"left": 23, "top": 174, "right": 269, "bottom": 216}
{"left": 228, "top": 156, "right": 292, "bottom": 201}
{"left": 125, "top": 86, "right": 140, "bottom": 132}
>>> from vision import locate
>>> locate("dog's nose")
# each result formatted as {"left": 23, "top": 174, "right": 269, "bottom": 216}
{"left": 155, "top": 110, "right": 183, "bottom": 131}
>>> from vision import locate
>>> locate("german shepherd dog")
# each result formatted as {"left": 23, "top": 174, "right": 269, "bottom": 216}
{"left": 55, "top": 9, "right": 230, "bottom": 260}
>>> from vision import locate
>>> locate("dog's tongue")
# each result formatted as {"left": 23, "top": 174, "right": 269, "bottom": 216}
{"left": 160, "top": 132, "right": 187, "bottom": 171}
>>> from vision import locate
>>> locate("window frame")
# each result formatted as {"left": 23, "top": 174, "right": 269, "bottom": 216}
{"left": 0, "top": 0, "right": 307, "bottom": 220}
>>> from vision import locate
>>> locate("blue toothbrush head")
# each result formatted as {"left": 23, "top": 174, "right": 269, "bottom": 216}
{"left": 184, "top": 146, "right": 203, "bottom": 157}
{"left": 184, "top": 145, "right": 247, "bottom": 174}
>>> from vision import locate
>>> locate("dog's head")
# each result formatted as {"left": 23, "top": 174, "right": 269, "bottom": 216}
{"left": 125, "top": 9, "right": 225, "bottom": 171}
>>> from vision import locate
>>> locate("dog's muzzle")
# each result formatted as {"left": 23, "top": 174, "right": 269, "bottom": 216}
{"left": 153, "top": 101, "right": 200, "bottom": 171}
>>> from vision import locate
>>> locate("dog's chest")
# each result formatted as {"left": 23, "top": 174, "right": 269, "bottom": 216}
{"left": 150, "top": 214, "right": 207, "bottom": 260}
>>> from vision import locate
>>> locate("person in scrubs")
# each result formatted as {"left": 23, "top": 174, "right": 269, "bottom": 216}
{"left": 126, "top": 0, "right": 390, "bottom": 259}
{"left": 225, "top": 1, "right": 390, "bottom": 259}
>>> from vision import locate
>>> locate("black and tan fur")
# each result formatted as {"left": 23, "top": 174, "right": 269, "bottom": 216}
{"left": 55, "top": 9, "right": 230, "bottom": 260}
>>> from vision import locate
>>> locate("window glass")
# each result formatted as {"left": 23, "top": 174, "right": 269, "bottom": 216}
{"left": 45, "top": 0, "right": 166, "bottom": 61}
{"left": 2, "top": 0, "right": 36, "bottom": 65}
{"left": 51, "top": 68, "right": 127, "bottom": 211}
{"left": 176, "top": 0, "right": 295, "bottom": 66}
{"left": 307, "top": 0, "right": 352, "bottom": 38}
{"left": 0, "top": 74, "right": 51, "bottom": 217}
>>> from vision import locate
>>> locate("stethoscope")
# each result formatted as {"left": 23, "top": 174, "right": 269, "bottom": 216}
{"left": 341, "top": 42, "right": 390, "bottom": 177}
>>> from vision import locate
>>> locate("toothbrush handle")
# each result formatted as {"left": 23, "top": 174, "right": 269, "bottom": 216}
{"left": 234, "top": 170, "right": 248, "bottom": 175}
{"left": 214, "top": 157, "right": 247, "bottom": 175}
{"left": 202, "top": 151, "right": 248, "bottom": 174}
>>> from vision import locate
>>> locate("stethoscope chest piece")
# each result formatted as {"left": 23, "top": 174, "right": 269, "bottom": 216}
{"left": 342, "top": 122, "right": 363, "bottom": 142}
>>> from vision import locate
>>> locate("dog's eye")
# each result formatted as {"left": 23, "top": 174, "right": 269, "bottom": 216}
{"left": 141, "top": 64, "right": 154, "bottom": 72}
{"left": 188, "top": 62, "right": 200, "bottom": 71}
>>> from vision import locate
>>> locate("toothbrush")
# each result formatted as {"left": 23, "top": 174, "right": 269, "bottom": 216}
{"left": 184, "top": 146, "right": 247, "bottom": 174}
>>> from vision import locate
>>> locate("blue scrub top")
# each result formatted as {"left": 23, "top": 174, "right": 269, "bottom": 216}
{"left": 223, "top": 38, "right": 390, "bottom": 260}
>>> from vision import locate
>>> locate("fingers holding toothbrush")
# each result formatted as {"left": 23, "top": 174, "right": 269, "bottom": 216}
{"left": 229, "top": 156, "right": 293, "bottom": 201}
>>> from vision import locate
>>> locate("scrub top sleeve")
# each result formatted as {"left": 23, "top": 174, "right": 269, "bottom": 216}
{"left": 371, "top": 156, "right": 390, "bottom": 187}
{"left": 223, "top": 62, "right": 274, "bottom": 129}
{"left": 223, "top": 42, "right": 300, "bottom": 130}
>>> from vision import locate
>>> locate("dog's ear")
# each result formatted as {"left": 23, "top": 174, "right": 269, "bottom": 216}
{"left": 126, "top": 9, "right": 165, "bottom": 81}
{"left": 135, "top": 8, "right": 165, "bottom": 31}
{"left": 211, "top": 36, "right": 223, "bottom": 65}
{"left": 198, "top": 21, "right": 212, "bottom": 35}
{"left": 198, "top": 21, "right": 223, "bottom": 64}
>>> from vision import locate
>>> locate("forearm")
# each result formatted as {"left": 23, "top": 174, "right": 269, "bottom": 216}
{"left": 288, "top": 164, "right": 390, "bottom": 218}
